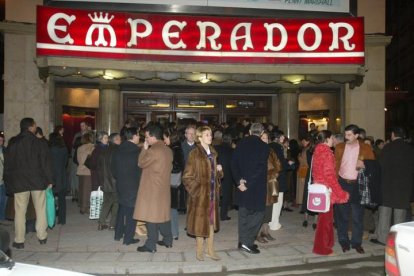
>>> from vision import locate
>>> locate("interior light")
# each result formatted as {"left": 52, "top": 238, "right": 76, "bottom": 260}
{"left": 200, "top": 73, "right": 210, "bottom": 84}
{"left": 384, "top": 107, "right": 388, "bottom": 111}
{"left": 103, "top": 70, "right": 114, "bottom": 80}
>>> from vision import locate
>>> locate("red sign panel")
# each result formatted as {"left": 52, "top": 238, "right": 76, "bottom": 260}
{"left": 36, "top": 6, "right": 365, "bottom": 64}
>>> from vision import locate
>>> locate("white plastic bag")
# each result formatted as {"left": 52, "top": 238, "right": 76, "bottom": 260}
{"left": 89, "top": 186, "right": 104, "bottom": 219}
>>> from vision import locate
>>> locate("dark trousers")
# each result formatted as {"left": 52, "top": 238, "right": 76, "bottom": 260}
{"left": 57, "top": 188, "right": 66, "bottom": 225}
{"left": 145, "top": 221, "right": 173, "bottom": 251}
{"left": 335, "top": 177, "right": 365, "bottom": 247}
{"left": 114, "top": 204, "right": 135, "bottom": 243}
{"left": 178, "top": 184, "right": 187, "bottom": 212}
{"left": 238, "top": 207, "right": 265, "bottom": 246}
{"left": 98, "top": 192, "right": 118, "bottom": 227}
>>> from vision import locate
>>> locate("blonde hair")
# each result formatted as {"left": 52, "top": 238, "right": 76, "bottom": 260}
{"left": 195, "top": 126, "right": 212, "bottom": 143}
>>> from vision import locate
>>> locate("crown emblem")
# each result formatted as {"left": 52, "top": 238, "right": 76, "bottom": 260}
{"left": 88, "top": 12, "right": 114, "bottom": 24}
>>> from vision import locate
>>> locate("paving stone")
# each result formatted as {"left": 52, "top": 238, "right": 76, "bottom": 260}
{"left": 226, "top": 256, "right": 304, "bottom": 271}
{"left": 181, "top": 263, "right": 223, "bottom": 273}
{"left": 151, "top": 252, "right": 168, "bottom": 262}
{"left": 11, "top": 251, "right": 35, "bottom": 261}
{"left": 227, "top": 250, "right": 248, "bottom": 260}
{"left": 267, "top": 246, "right": 302, "bottom": 256}
{"left": 58, "top": 252, "right": 93, "bottom": 262}
{"left": 87, "top": 252, "right": 122, "bottom": 262}
{"left": 119, "top": 252, "right": 151, "bottom": 262}
{"left": 25, "top": 252, "right": 63, "bottom": 262}
{"left": 167, "top": 252, "right": 184, "bottom": 262}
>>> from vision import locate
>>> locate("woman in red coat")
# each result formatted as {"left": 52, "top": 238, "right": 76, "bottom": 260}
{"left": 312, "top": 130, "right": 349, "bottom": 255}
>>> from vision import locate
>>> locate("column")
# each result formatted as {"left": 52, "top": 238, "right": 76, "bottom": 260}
{"left": 278, "top": 90, "right": 299, "bottom": 139}
{"left": 98, "top": 84, "right": 120, "bottom": 134}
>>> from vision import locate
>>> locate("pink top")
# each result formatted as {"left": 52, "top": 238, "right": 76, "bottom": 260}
{"left": 338, "top": 142, "right": 359, "bottom": 180}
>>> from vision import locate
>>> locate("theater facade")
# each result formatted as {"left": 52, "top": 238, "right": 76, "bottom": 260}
{"left": 1, "top": 0, "right": 390, "bottom": 140}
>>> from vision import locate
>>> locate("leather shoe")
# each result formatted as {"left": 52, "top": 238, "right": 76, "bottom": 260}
{"left": 341, "top": 244, "right": 350, "bottom": 253}
{"left": 157, "top": 240, "right": 172, "bottom": 248}
{"left": 238, "top": 242, "right": 258, "bottom": 249}
{"left": 123, "top": 238, "right": 140, "bottom": 245}
{"left": 98, "top": 224, "right": 108, "bottom": 231}
{"left": 370, "top": 239, "right": 385, "bottom": 246}
{"left": 239, "top": 244, "right": 260, "bottom": 254}
{"left": 137, "top": 245, "right": 156, "bottom": 253}
{"left": 256, "top": 236, "right": 268, "bottom": 243}
{"left": 352, "top": 245, "right": 365, "bottom": 254}
{"left": 283, "top": 207, "right": 293, "bottom": 212}
{"left": 39, "top": 239, "right": 47, "bottom": 245}
{"left": 221, "top": 216, "right": 231, "bottom": 221}
{"left": 12, "top": 242, "right": 24, "bottom": 249}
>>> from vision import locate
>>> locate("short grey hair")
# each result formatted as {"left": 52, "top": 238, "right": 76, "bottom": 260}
{"left": 96, "top": 131, "right": 108, "bottom": 142}
{"left": 249, "top": 123, "right": 264, "bottom": 136}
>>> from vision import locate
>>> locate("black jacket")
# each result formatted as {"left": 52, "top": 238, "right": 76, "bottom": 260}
{"left": 170, "top": 142, "right": 184, "bottom": 209}
{"left": 111, "top": 141, "right": 141, "bottom": 207}
{"left": 269, "top": 142, "right": 293, "bottom": 193}
{"left": 215, "top": 143, "right": 235, "bottom": 201}
{"left": 98, "top": 143, "right": 118, "bottom": 193}
{"left": 4, "top": 131, "right": 53, "bottom": 194}
{"left": 380, "top": 139, "right": 414, "bottom": 209}
{"left": 50, "top": 145, "right": 68, "bottom": 193}
{"left": 231, "top": 135, "right": 269, "bottom": 211}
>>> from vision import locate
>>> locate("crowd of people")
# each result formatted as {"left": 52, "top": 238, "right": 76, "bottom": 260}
{"left": 0, "top": 117, "right": 413, "bottom": 260}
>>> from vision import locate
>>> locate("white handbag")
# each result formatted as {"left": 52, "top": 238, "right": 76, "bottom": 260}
{"left": 306, "top": 159, "right": 331, "bottom": 213}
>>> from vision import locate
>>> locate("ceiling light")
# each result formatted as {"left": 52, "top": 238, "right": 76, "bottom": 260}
{"left": 103, "top": 70, "right": 114, "bottom": 80}
{"left": 200, "top": 73, "right": 210, "bottom": 84}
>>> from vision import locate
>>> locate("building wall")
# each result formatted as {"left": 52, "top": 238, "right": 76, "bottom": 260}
{"left": 5, "top": 0, "right": 40, "bottom": 23}
{"left": 4, "top": 33, "right": 51, "bottom": 138}
{"left": 345, "top": 0, "right": 387, "bottom": 140}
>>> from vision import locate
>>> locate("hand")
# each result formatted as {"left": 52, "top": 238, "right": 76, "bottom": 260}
{"left": 216, "top": 164, "right": 223, "bottom": 171}
{"left": 356, "top": 159, "right": 365, "bottom": 170}
{"left": 143, "top": 140, "right": 149, "bottom": 150}
{"left": 238, "top": 183, "right": 247, "bottom": 192}
{"left": 47, "top": 184, "right": 53, "bottom": 189}
{"left": 288, "top": 160, "right": 295, "bottom": 166}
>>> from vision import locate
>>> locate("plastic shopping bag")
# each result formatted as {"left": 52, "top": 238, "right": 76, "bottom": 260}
{"left": 89, "top": 186, "right": 104, "bottom": 219}
{"left": 46, "top": 188, "right": 56, "bottom": 228}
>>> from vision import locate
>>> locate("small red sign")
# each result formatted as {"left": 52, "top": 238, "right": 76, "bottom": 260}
{"left": 36, "top": 6, "right": 365, "bottom": 64}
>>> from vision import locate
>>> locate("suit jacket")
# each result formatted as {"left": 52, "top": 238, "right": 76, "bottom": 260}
{"left": 379, "top": 139, "right": 414, "bottom": 209}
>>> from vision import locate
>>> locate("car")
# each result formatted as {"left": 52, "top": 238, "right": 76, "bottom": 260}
{"left": 0, "top": 250, "right": 92, "bottom": 276}
{"left": 385, "top": 221, "right": 414, "bottom": 276}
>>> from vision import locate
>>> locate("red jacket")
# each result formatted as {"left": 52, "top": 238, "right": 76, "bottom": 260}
{"left": 312, "top": 144, "right": 349, "bottom": 204}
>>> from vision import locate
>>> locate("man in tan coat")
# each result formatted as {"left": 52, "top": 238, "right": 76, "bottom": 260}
{"left": 134, "top": 124, "right": 173, "bottom": 253}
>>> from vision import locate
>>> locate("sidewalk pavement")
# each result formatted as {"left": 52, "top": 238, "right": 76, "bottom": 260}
{"left": 3, "top": 201, "right": 385, "bottom": 275}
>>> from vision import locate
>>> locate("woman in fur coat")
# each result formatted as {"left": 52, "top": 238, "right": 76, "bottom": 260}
{"left": 312, "top": 130, "right": 349, "bottom": 255}
{"left": 183, "top": 126, "right": 223, "bottom": 261}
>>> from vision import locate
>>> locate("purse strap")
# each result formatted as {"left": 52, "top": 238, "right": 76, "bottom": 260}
{"left": 307, "top": 157, "right": 313, "bottom": 189}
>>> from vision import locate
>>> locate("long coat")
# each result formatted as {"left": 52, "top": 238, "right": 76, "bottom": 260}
{"left": 231, "top": 135, "right": 269, "bottom": 211}
{"left": 170, "top": 142, "right": 184, "bottom": 209}
{"left": 379, "top": 138, "right": 414, "bottom": 209}
{"left": 215, "top": 143, "right": 235, "bottom": 207}
{"left": 50, "top": 145, "right": 68, "bottom": 193}
{"left": 111, "top": 141, "right": 141, "bottom": 207}
{"left": 183, "top": 144, "right": 223, "bottom": 237}
{"left": 76, "top": 143, "right": 95, "bottom": 176}
{"left": 134, "top": 141, "right": 173, "bottom": 223}
{"left": 266, "top": 149, "right": 281, "bottom": 206}
{"left": 98, "top": 143, "right": 118, "bottom": 193}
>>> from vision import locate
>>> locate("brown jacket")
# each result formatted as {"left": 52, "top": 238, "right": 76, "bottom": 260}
{"left": 266, "top": 149, "right": 281, "bottom": 206}
{"left": 182, "top": 144, "right": 223, "bottom": 237}
{"left": 334, "top": 140, "right": 375, "bottom": 174}
{"left": 133, "top": 141, "right": 173, "bottom": 223}
{"left": 76, "top": 143, "right": 95, "bottom": 176}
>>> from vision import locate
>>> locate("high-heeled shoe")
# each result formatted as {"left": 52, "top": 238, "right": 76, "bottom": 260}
{"left": 302, "top": 220, "right": 308, "bottom": 227}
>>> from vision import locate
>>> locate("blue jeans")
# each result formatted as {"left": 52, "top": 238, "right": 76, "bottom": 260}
{"left": 0, "top": 185, "right": 7, "bottom": 220}
{"left": 335, "top": 178, "right": 365, "bottom": 247}
{"left": 170, "top": 208, "right": 179, "bottom": 238}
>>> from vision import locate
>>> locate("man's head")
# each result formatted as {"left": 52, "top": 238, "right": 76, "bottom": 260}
{"left": 184, "top": 125, "right": 196, "bottom": 144}
{"left": 391, "top": 126, "right": 406, "bottom": 141}
{"left": 344, "top": 124, "right": 360, "bottom": 144}
{"left": 20, "top": 118, "right": 36, "bottom": 134}
{"left": 333, "top": 133, "right": 344, "bottom": 147}
{"left": 35, "top": 127, "right": 44, "bottom": 138}
{"left": 358, "top": 128, "right": 367, "bottom": 140}
{"left": 242, "top": 118, "right": 251, "bottom": 127}
{"left": 309, "top": 123, "right": 316, "bottom": 130}
{"left": 109, "top": 133, "right": 121, "bottom": 145}
{"left": 80, "top": 121, "right": 87, "bottom": 132}
{"left": 273, "top": 130, "right": 285, "bottom": 143}
{"left": 145, "top": 124, "right": 163, "bottom": 146}
{"left": 249, "top": 123, "right": 264, "bottom": 137}
{"left": 124, "top": 127, "right": 139, "bottom": 144}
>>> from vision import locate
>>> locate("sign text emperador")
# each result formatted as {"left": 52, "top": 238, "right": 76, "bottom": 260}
{"left": 37, "top": 6, "right": 365, "bottom": 64}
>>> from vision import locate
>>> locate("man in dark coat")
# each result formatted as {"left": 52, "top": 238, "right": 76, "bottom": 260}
{"left": 231, "top": 123, "right": 269, "bottom": 254}
{"left": 4, "top": 118, "right": 53, "bottom": 249}
{"left": 111, "top": 128, "right": 141, "bottom": 245}
{"left": 98, "top": 133, "right": 121, "bottom": 230}
{"left": 372, "top": 127, "right": 414, "bottom": 245}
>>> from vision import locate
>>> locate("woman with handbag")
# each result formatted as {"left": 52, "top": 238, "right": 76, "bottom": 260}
{"left": 163, "top": 128, "right": 184, "bottom": 240}
{"left": 256, "top": 131, "right": 281, "bottom": 243}
{"left": 311, "top": 130, "right": 349, "bottom": 255}
{"left": 183, "top": 126, "right": 223, "bottom": 261}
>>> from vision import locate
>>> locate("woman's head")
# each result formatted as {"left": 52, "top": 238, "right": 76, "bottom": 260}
{"left": 81, "top": 132, "right": 94, "bottom": 145}
{"left": 260, "top": 131, "right": 270, "bottom": 144}
{"left": 96, "top": 131, "right": 109, "bottom": 145}
{"left": 163, "top": 128, "right": 180, "bottom": 146}
{"left": 316, "top": 130, "right": 333, "bottom": 147}
{"left": 196, "top": 126, "right": 212, "bottom": 145}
